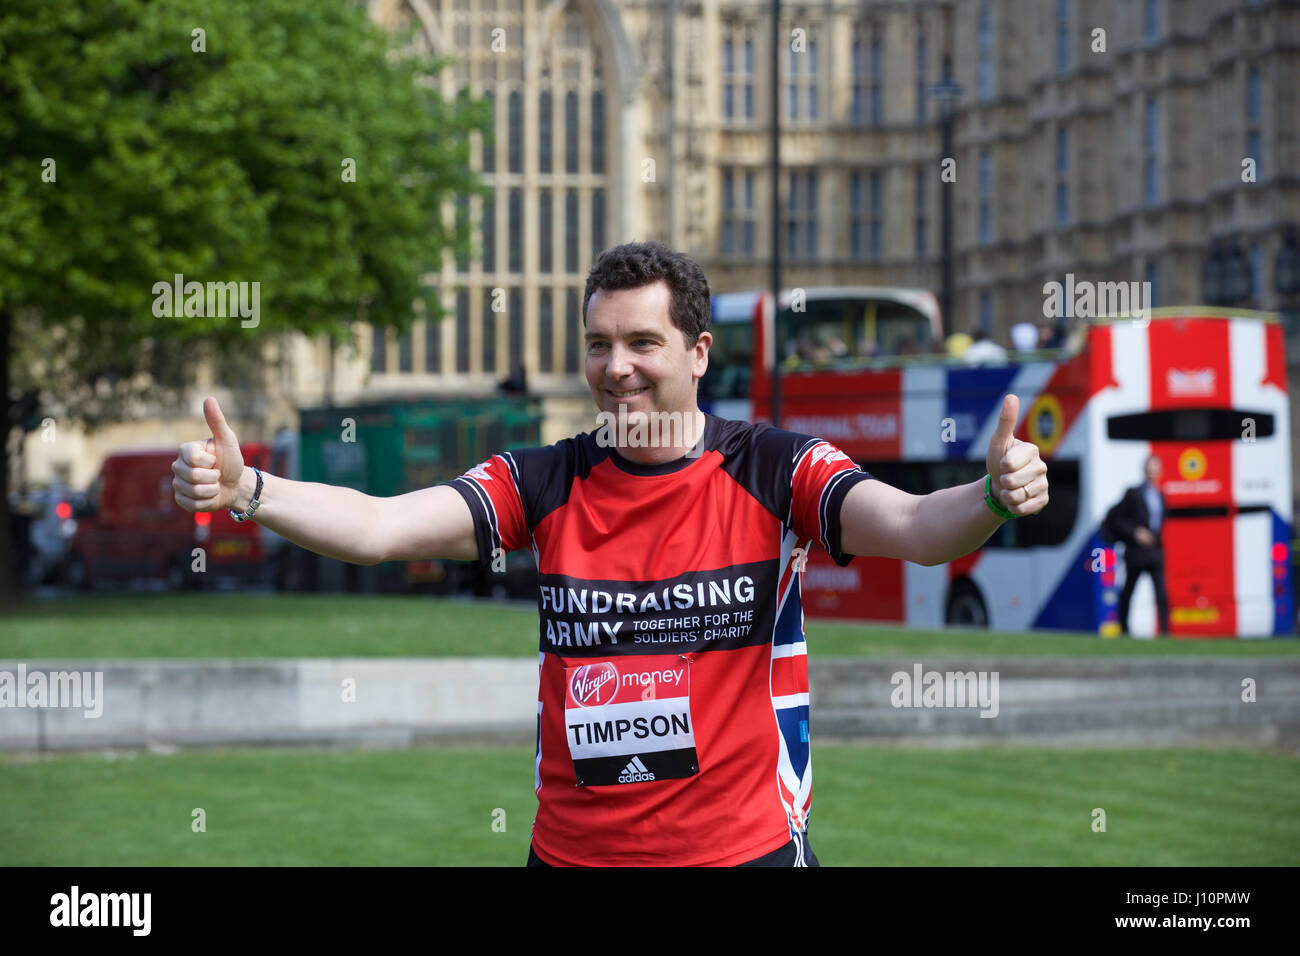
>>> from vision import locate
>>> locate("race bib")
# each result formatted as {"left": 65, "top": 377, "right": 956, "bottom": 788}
{"left": 563, "top": 656, "right": 699, "bottom": 787}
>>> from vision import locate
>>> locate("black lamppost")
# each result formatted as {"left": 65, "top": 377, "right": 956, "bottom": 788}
{"left": 931, "top": 56, "right": 964, "bottom": 333}
{"left": 769, "top": 0, "right": 782, "bottom": 427}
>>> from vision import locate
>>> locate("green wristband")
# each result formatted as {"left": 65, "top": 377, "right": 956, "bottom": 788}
{"left": 984, "top": 474, "right": 1018, "bottom": 520}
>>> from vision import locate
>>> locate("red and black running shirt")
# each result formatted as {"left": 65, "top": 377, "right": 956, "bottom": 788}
{"left": 445, "top": 413, "right": 874, "bottom": 866}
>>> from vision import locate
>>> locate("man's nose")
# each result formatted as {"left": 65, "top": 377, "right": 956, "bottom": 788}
{"left": 605, "top": 343, "right": 635, "bottom": 378}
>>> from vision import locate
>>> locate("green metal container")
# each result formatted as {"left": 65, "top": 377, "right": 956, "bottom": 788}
{"left": 294, "top": 396, "right": 544, "bottom": 594}
{"left": 299, "top": 396, "right": 543, "bottom": 494}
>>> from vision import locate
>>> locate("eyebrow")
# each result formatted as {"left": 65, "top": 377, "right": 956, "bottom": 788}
{"left": 584, "top": 328, "right": 666, "bottom": 342}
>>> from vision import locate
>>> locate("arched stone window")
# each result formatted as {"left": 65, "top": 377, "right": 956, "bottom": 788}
{"left": 369, "top": 0, "right": 620, "bottom": 388}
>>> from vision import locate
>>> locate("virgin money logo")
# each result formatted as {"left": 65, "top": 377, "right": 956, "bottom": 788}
{"left": 465, "top": 462, "right": 493, "bottom": 482}
{"left": 570, "top": 662, "right": 619, "bottom": 707}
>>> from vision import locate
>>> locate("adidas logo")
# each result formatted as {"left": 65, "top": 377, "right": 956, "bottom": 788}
{"left": 617, "top": 756, "right": 655, "bottom": 783}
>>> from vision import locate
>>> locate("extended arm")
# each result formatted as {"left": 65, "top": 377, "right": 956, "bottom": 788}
{"left": 224, "top": 469, "right": 479, "bottom": 566}
{"left": 369, "top": 483, "right": 480, "bottom": 564}
{"left": 173, "top": 397, "right": 478, "bottom": 566}
{"left": 226, "top": 467, "right": 389, "bottom": 565}
{"left": 839, "top": 477, "right": 1008, "bottom": 566}
{"left": 838, "top": 393, "right": 1049, "bottom": 566}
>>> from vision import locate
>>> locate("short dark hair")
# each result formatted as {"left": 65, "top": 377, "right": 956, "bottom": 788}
{"left": 582, "top": 241, "right": 711, "bottom": 348}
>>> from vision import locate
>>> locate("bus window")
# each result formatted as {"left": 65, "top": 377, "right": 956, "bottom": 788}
{"left": 699, "top": 321, "right": 752, "bottom": 401}
{"left": 876, "top": 301, "right": 937, "bottom": 355}
{"left": 1107, "top": 408, "right": 1275, "bottom": 442}
{"left": 1165, "top": 504, "right": 1270, "bottom": 518}
{"left": 782, "top": 299, "right": 856, "bottom": 367}
{"left": 781, "top": 296, "right": 936, "bottom": 368}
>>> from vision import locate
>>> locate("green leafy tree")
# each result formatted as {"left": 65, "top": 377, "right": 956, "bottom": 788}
{"left": 0, "top": 0, "right": 490, "bottom": 602}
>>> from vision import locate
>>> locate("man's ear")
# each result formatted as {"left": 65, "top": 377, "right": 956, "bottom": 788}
{"left": 692, "top": 330, "right": 712, "bottom": 379}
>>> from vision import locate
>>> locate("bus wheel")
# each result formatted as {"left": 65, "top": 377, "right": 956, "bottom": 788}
{"left": 945, "top": 581, "right": 988, "bottom": 628}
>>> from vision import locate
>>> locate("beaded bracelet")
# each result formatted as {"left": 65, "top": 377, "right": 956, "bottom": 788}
{"left": 230, "top": 466, "right": 264, "bottom": 523}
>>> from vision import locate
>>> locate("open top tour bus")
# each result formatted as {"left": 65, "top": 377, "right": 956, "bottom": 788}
{"left": 707, "top": 296, "right": 1292, "bottom": 638}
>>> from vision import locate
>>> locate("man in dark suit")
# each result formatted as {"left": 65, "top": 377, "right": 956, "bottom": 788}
{"left": 1110, "top": 455, "right": 1171, "bottom": 636}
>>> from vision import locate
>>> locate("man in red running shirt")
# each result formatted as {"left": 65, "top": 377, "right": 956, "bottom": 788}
{"left": 172, "top": 241, "right": 1048, "bottom": 867}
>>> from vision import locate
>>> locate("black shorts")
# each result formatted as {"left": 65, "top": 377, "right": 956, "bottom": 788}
{"left": 526, "top": 831, "right": 820, "bottom": 867}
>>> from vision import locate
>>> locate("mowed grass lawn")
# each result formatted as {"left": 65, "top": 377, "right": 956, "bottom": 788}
{"left": 2, "top": 745, "right": 1296, "bottom": 865}
{"left": 4, "top": 593, "right": 1298, "bottom": 658}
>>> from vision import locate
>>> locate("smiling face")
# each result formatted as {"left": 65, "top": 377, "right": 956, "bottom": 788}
{"left": 584, "top": 280, "right": 711, "bottom": 455}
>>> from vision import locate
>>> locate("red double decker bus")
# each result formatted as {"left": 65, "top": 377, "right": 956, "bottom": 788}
{"left": 704, "top": 290, "right": 1292, "bottom": 638}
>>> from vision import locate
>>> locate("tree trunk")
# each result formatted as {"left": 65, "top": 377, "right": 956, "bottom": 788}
{"left": 0, "top": 307, "right": 16, "bottom": 609}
